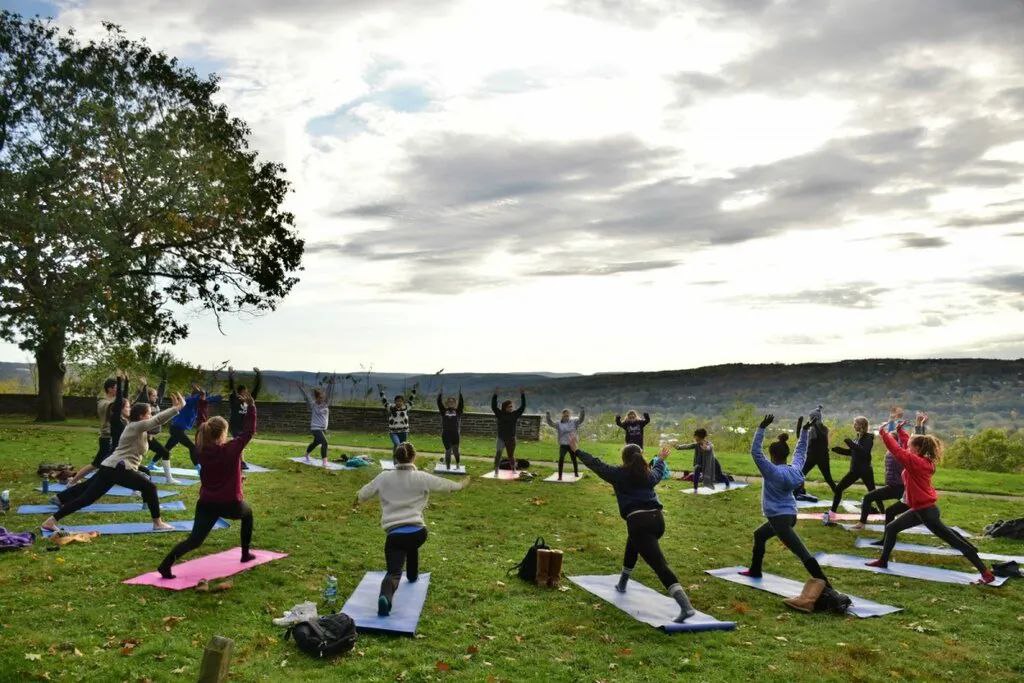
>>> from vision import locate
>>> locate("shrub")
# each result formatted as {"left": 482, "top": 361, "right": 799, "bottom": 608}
{"left": 944, "top": 429, "right": 1024, "bottom": 473}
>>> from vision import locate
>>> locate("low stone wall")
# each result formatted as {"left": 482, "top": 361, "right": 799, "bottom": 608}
{"left": 0, "top": 394, "right": 542, "bottom": 440}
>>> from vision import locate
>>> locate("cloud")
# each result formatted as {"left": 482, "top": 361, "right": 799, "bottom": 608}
{"left": 529, "top": 259, "right": 680, "bottom": 277}
{"left": 945, "top": 210, "right": 1024, "bottom": 228}
{"left": 896, "top": 233, "right": 948, "bottom": 249}
{"left": 977, "top": 273, "right": 1024, "bottom": 296}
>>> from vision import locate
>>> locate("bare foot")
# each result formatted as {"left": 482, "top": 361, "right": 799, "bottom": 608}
{"left": 153, "top": 520, "right": 175, "bottom": 531}
{"left": 41, "top": 517, "right": 59, "bottom": 532}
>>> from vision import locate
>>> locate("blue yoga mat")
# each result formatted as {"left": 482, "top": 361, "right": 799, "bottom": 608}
{"left": 854, "top": 537, "right": 1024, "bottom": 564}
{"left": 38, "top": 483, "right": 177, "bottom": 498}
{"left": 341, "top": 571, "right": 430, "bottom": 636}
{"left": 705, "top": 566, "right": 901, "bottom": 618}
{"left": 814, "top": 552, "right": 1008, "bottom": 586}
{"left": 18, "top": 501, "right": 187, "bottom": 514}
{"left": 840, "top": 523, "right": 974, "bottom": 538}
{"left": 569, "top": 574, "right": 736, "bottom": 633}
{"left": 41, "top": 519, "right": 229, "bottom": 537}
{"left": 84, "top": 471, "right": 198, "bottom": 486}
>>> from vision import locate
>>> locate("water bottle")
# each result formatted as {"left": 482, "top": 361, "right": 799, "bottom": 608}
{"left": 324, "top": 575, "right": 338, "bottom": 608}
{"left": 41, "top": 478, "right": 49, "bottom": 494}
{"left": 822, "top": 511, "right": 831, "bottom": 526}
{"left": 1, "top": 489, "right": 9, "bottom": 513}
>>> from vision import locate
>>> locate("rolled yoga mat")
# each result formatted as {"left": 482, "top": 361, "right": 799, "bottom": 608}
{"left": 854, "top": 537, "right": 1024, "bottom": 564}
{"left": 813, "top": 552, "right": 1008, "bottom": 586}
{"left": 38, "top": 483, "right": 178, "bottom": 498}
{"left": 18, "top": 500, "right": 187, "bottom": 514}
{"left": 123, "top": 547, "right": 287, "bottom": 590}
{"left": 569, "top": 574, "right": 736, "bottom": 633}
{"left": 42, "top": 519, "right": 230, "bottom": 537}
{"left": 341, "top": 571, "right": 431, "bottom": 636}
{"left": 705, "top": 566, "right": 901, "bottom": 618}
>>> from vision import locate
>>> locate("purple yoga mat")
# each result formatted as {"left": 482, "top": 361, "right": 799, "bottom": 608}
{"left": 122, "top": 547, "right": 287, "bottom": 590}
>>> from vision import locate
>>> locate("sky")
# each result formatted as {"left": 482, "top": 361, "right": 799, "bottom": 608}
{"left": 2, "top": 0, "right": 1023, "bottom": 374}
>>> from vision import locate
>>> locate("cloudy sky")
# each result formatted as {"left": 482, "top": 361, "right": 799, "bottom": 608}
{"left": 2, "top": 0, "right": 1023, "bottom": 374}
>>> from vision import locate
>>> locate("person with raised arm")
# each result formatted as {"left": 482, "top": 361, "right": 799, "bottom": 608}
{"left": 492, "top": 388, "right": 526, "bottom": 476}
{"left": 825, "top": 416, "right": 878, "bottom": 523}
{"left": 615, "top": 410, "right": 650, "bottom": 448}
{"left": 227, "top": 366, "right": 262, "bottom": 470}
{"left": 298, "top": 376, "right": 336, "bottom": 467}
{"left": 165, "top": 383, "right": 223, "bottom": 467}
{"left": 380, "top": 383, "right": 419, "bottom": 450}
{"left": 437, "top": 387, "right": 464, "bottom": 470}
{"left": 545, "top": 406, "right": 585, "bottom": 480}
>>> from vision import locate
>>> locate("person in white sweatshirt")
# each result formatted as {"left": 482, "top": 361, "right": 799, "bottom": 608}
{"left": 356, "top": 441, "right": 469, "bottom": 617}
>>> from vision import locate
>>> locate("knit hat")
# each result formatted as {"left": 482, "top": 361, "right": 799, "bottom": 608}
{"left": 809, "top": 405, "right": 823, "bottom": 422}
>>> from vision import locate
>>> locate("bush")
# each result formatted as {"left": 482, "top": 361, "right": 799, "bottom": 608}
{"left": 944, "top": 429, "right": 1024, "bottom": 473}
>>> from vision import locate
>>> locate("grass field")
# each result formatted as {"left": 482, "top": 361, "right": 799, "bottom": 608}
{"left": 1, "top": 418, "right": 1023, "bottom": 681}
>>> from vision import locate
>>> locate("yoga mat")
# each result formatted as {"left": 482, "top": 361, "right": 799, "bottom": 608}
{"left": 380, "top": 460, "right": 396, "bottom": 470}
{"left": 569, "top": 574, "right": 736, "bottom": 633}
{"left": 681, "top": 482, "right": 749, "bottom": 495}
{"left": 841, "top": 500, "right": 865, "bottom": 514}
{"left": 796, "top": 499, "right": 828, "bottom": 509}
{"left": 433, "top": 463, "right": 467, "bottom": 475}
{"left": 705, "top": 567, "right": 901, "bottom": 618}
{"left": 166, "top": 464, "right": 274, "bottom": 475}
{"left": 543, "top": 472, "right": 585, "bottom": 483}
{"left": 84, "top": 471, "right": 198, "bottom": 486}
{"left": 341, "top": 571, "right": 431, "bottom": 636}
{"left": 18, "top": 501, "right": 187, "bottom": 514}
{"left": 841, "top": 523, "right": 974, "bottom": 538}
{"left": 798, "top": 513, "right": 885, "bottom": 522}
{"left": 481, "top": 470, "right": 526, "bottom": 480}
{"left": 42, "top": 519, "right": 230, "bottom": 537}
{"left": 854, "top": 538, "right": 1024, "bottom": 564}
{"left": 123, "top": 547, "right": 287, "bottom": 590}
{"left": 38, "top": 483, "right": 177, "bottom": 498}
{"left": 289, "top": 456, "right": 348, "bottom": 471}
{"left": 814, "top": 553, "right": 1008, "bottom": 586}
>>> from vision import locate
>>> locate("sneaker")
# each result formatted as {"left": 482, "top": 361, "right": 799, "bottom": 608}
{"left": 738, "top": 569, "right": 762, "bottom": 578}
{"left": 272, "top": 601, "right": 318, "bottom": 626}
{"left": 378, "top": 595, "right": 391, "bottom": 617}
{"left": 0, "top": 490, "right": 9, "bottom": 512}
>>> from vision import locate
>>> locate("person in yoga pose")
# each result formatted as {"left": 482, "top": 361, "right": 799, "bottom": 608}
{"left": 546, "top": 407, "right": 585, "bottom": 480}
{"left": 868, "top": 423, "right": 994, "bottom": 583}
{"left": 41, "top": 393, "right": 187, "bottom": 532}
{"left": 135, "top": 377, "right": 175, "bottom": 482}
{"left": 380, "top": 384, "right": 418, "bottom": 450}
{"left": 58, "top": 375, "right": 132, "bottom": 504}
{"left": 676, "top": 428, "right": 730, "bottom": 492}
{"left": 158, "top": 390, "right": 258, "bottom": 578}
{"left": 299, "top": 377, "right": 336, "bottom": 466}
{"left": 793, "top": 405, "right": 836, "bottom": 500}
{"left": 615, "top": 410, "right": 650, "bottom": 448}
{"left": 742, "top": 416, "right": 832, "bottom": 596}
{"left": 492, "top": 388, "right": 526, "bottom": 476}
{"left": 825, "top": 416, "right": 878, "bottom": 523}
{"left": 165, "top": 385, "right": 222, "bottom": 467}
{"left": 228, "top": 367, "right": 261, "bottom": 470}
{"left": 853, "top": 411, "right": 929, "bottom": 529}
{"left": 356, "top": 442, "right": 469, "bottom": 616}
{"left": 566, "top": 433, "right": 696, "bottom": 623}
{"left": 437, "top": 389, "right": 464, "bottom": 469}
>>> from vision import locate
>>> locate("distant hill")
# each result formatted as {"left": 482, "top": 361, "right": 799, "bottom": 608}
{"left": 0, "top": 358, "right": 1019, "bottom": 432}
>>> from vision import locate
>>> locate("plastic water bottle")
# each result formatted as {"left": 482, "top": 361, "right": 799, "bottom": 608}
{"left": 0, "top": 489, "right": 9, "bottom": 513}
{"left": 822, "top": 511, "right": 831, "bottom": 526}
{"left": 41, "top": 478, "right": 49, "bottom": 494}
{"left": 324, "top": 575, "right": 338, "bottom": 608}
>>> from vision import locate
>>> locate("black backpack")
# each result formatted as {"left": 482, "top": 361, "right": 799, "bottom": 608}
{"left": 508, "top": 537, "right": 548, "bottom": 581}
{"left": 499, "top": 458, "right": 531, "bottom": 470}
{"left": 984, "top": 518, "right": 1024, "bottom": 540}
{"left": 814, "top": 585, "right": 852, "bottom": 614}
{"left": 992, "top": 561, "right": 1022, "bottom": 578}
{"left": 285, "top": 613, "right": 357, "bottom": 658}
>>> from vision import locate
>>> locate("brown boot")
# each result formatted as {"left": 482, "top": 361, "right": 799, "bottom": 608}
{"left": 783, "top": 578, "right": 826, "bottom": 613}
{"left": 546, "top": 550, "right": 564, "bottom": 588}
{"left": 535, "top": 549, "right": 552, "bottom": 586}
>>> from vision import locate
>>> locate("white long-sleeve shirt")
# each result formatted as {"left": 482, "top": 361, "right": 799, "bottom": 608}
{"left": 357, "top": 464, "right": 462, "bottom": 529}
{"left": 101, "top": 406, "right": 180, "bottom": 470}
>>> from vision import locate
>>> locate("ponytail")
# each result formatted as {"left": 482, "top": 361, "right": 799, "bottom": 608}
{"left": 195, "top": 416, "right": 228, "bottom": 455}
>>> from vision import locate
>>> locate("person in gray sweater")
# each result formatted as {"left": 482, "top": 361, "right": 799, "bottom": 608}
{"left": 356, "top": 442, "right": 469, "bottom": 616}
{"left": 545, "top": 407, "right": 585, "bottom": 480}
{"left": 676, "top": 428, "right": 730, "bottom": 492}
{"left": 298, "top": 376, "right": 336, "bottom": 466}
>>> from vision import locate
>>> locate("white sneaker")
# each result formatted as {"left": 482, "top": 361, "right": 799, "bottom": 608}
{"left": 272, "top": 601, "right": 318, "bottom": 626}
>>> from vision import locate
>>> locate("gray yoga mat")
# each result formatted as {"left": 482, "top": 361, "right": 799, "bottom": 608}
{"left": 814, "top": 553, "right": 1007, "bottom": 586}
{"left": 841, "top": 523, "right": 974, "bottom": 538}
{"left": 854, "top": 538, "right": 1024, "bottom": 564}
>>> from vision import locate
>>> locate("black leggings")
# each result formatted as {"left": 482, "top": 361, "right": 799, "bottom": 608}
{"left": 148, "top": 437, "right": 171, "bottom": 462}
{"left": 880, "top": 505, "right": 986, "bottom": 573}
{"left": 494, "top": 437, "right": 517, "bottom": 470}
{"left": 799, "top": 452, "right": 837, "bottom": 493}
{"left": 306, "top": 430, "right": 328, "bottom": 458}
{"left": 558, "top": 445, "right": 579, "bottom": 478}
{"left": 160, "top": 500, "right": 253, "bottom": 569}
{"left": 442, "top": 434, "right": 461, "bottom": 468}
{"left": 56, "top": 464, "right": 160, "bottom": 520}
{"left": 91, "top": 436, "right": 112, "bottom": 468}
{"left": 749, "top": 514, "right": 828, "bottom": 582}
{"left": 831, "top": 464, "right": 878, "bottom": 513}
{"left": 622, "top": 510, "right": 678, "bottom": 590}
{"left": 860, "top": 484, "right": 904, "bottom": 523}
{"left": 165, "top": 425, "right": 197, "bottom": 465}
{"left": 380, "top": 527, "right": 428, "bottom": 603}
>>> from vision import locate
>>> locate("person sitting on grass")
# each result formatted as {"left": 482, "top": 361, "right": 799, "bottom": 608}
{"left": 355, "top": 442, "right": 469, "bottom": 617}
{"left": 566, "top": 433, "right": 696, "bottom": 623}
{"left": 42, "top": 392, "right": 187, "bottom": 533}
{"left": 158, "top": 389, "right": 258, "bottom": 579}
{"left": 868, "top": 424, "right": 995, "bottom": 584}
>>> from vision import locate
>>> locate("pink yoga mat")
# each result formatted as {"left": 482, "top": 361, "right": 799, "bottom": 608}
{"left": 123, "top": 547, "right": 287, "bottom": 590}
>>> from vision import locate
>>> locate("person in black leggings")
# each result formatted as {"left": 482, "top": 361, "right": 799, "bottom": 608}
{"left": 794, "top": 407, "right": 837, "bottom": 498}
{"left": 827, "top": 417, "right": 879, "bottom": 521}
{"left": 492, "top": 389, "right": 526, "bottom": 475}
{"left": 56, "top": 377, "right": 131, "bottom": 505}
{"left": 567, "top": 433, "right": 696, "bottom": 623}
{"left": 437, "top": 389, "right": 464, "bottom": 469}
{"left": 158, "top": 392, "right": 259, "bottom": 578}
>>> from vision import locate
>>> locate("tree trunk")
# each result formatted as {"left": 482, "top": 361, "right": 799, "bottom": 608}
{"left": 35, "top": 333, "right": 67, "bottom": 422}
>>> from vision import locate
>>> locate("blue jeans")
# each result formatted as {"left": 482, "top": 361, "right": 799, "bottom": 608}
{"left": 389, "top": 432, "right": 408, "bottom": 449}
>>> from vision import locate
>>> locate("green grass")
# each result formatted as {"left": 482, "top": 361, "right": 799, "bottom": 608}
{"left": 1, "top": 422, "right": 1023, "bottom": 681}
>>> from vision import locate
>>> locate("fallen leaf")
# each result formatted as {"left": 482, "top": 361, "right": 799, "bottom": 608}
{"left": 171, "top": 667, "right": 187, "bottom": 675}
{"left": 617, "top": 648, "right": 633, "bottom": 656}
{"left": 495, "top": 581, "right": 506, "bottom": 588}
{"left": 436, "top": 661, "right": 451, "bottom": 672}
{"left": 467, "top": 645, "right": 480, "bottom": 654}
{"left": 514, "top": 635, "right": 523, "bottom": 643}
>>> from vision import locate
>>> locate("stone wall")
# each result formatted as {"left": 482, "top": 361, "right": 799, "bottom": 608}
{"left": 0, "top": 394, "right": 542, "bottom": 440}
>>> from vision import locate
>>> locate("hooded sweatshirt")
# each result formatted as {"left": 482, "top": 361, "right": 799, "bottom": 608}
{"left": 750, "top": 428, "right": 809, "bottom": 517}
{"left": 198, "top": 406, "right": 256, "bottom": 504}
{"left": 615, "top": 413, "right": 650, "bottom": 448}
{"left": 357, "top": 463, "right": 462, "bottom": 529}
{"left": 492, "top": 393, "right": 526, "bottom": 441}
{"left": 879, "top": 429, "right": 937, "bottom": 510}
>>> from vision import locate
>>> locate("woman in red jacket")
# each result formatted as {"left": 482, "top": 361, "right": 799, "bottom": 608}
{"left": 157, "top": 390, "right": 258, "bottom": 579}
{"left": 869, "top": 424, "right": 994, "bottom": 584}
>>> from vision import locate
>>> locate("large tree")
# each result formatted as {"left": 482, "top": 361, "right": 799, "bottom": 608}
{"left": 0, "top": 13, "right": 304, "bottom": 420}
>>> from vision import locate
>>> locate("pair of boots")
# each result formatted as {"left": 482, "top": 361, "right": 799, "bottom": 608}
{"left": 535, "top": 549, "right": 563, "bottom": 588}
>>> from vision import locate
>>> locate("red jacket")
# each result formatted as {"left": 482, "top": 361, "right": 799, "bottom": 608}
{"left": 879, "top": 428, "right": 937, "bottom": 510}
{"left": 198, "top": 406, "right": 256, "bottom": 504}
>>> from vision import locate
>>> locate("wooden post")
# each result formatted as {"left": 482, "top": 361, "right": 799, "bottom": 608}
{"left": 197, "top": 635, "right": 233, "bottom": 683}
